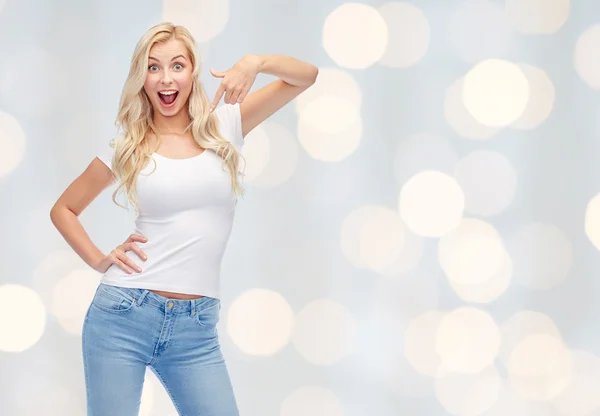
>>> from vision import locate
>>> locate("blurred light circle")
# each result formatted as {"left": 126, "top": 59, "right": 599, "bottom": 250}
{"left": 323, "top": 3, "right": 388, "bottom": 69}
{"left": 574, "top": 24, "right": 600, "bottom": 90}
{"left": 438, "top": 218, "right": 507, "bottom": 286}
{"left": 435, "top": 307, "right": 501, "bottom": 374}
{"left": 462, "top": 59, "right": 530, "bottom": 127}
{"left": 399, "top": 170, "right": 465, "bottom": 238}
{"left": 510, "top": 64, "right": 556, "bottom": 130}
{"left": 444, "top": 77, "right": 501, "bottom": 140}
{"left": 504, "top": 0, "right": 569, "bottom": 34}
{"left": 0, "top": 284, "right": 46, "bottom": 352}
{"left": 226, "top": 289, "right": 294, "bottom": 356}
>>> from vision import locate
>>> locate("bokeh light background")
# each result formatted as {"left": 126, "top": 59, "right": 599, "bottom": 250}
{"left": 2, "top": 0, "right": 600, "bottom": 415}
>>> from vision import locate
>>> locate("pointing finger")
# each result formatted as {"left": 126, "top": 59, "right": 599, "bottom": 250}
{"left": 209, "top": 84, "right": 225, "bottom": 113}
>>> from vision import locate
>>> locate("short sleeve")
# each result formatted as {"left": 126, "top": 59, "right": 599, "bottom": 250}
{"left": 96, "top": 138, "right": 116, "bottom": 172}
{"left": 215, "top": 103, "right": 244, "bottom": 150}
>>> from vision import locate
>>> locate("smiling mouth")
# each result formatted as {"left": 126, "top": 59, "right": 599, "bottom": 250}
{"left": 158, "top": 91, "right": 179, "bottom": 106}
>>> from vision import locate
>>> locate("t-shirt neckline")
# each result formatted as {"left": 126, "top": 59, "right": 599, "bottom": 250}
{"left": 152, "top": 149, "right": 209, "bottom": 161}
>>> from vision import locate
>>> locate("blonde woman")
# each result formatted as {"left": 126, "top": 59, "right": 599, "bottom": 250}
{"left": 50, "top": 22, "right": 318, "bottom": 415}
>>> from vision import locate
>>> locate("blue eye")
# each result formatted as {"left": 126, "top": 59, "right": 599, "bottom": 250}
{"left": 148, "top": 65, "right": 158, "bottom": 71}
{"left": 174, "top": 63, "right": 183, "bottom": 70}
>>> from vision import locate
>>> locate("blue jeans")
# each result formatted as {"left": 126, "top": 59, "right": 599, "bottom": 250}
{"left": 82, "top": 283, "right": 239, "bottom": 415}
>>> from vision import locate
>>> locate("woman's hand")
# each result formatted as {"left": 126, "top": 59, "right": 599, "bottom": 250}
{"left": 94, "top": 234, "right": 148, "bottom": 274}
{"left": 208, "top": 54, "right": 262, "bottom": 112}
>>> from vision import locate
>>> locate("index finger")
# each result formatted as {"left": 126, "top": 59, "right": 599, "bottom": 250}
{"left": 209, "top": 84, "right": 225, "bottom": 113}
{"left": 128, "top": 234, "right": 147, "bottom": 242}
{"left": 128, "top": 242, "right": 148, "bottom": 260}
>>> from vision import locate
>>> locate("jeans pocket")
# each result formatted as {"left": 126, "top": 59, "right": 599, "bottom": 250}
{"left": 91, "top": 284, "right": 137, "bottom": 314}
{"left": 192, "top": 298, "right": 221, "bottom": 329}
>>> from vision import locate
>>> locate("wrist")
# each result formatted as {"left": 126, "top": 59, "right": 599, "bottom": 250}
{"left": 90, "top": 252, "right": 105, "bottom": 271}
{"left": 245, "top": 54, "right": 265, "bottom": 73}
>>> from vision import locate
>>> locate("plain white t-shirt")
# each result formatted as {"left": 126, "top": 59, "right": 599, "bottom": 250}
{"left": 96, "top": 103, "right": 245, "bottom": 299}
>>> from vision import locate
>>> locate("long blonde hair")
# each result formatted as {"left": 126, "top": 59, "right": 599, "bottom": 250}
{"left": 108, "top": 22, "right": 245, "bottom": 215}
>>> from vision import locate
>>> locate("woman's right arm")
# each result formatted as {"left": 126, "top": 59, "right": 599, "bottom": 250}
{"left": 51, "top": 157, "right": 148, "bottom": 275}
{"left": 49, "top": 157, "right": 116, "bottom": 271}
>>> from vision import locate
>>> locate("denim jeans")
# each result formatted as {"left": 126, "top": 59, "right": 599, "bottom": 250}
{"left": 82, "top": 283, "right": 239, "bottom": 415}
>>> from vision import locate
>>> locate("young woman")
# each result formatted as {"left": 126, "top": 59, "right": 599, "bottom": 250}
{"left": 50, "top": 22, "right": 317, "bottom": 415}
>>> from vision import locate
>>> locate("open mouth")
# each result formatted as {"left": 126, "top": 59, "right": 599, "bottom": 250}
{"left": 158, "top": 90, "right": 179, "bottom": 107}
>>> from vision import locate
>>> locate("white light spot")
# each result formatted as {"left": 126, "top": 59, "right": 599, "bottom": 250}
{"left": 585, "top": 193, "right": 600, "bottom": 251}
{"left": 574, "top": 24, "right": 600, "bottom": 90}
{"left": 295, "top": 67, "right": 363, "bottom": 162}
{"left": 341, "top": 206, "right": 423, "bottom": 276}
{"left": 299, "top": 94, "right": 360, "bottom": 135}
{"left": 377, "top": 2, "right": 430, "bottom": 68}
{"left": 162, "top": 0, "right": 230, "bottom": 42}
{"left": 399, "top": 171, "right": 465, "bottom": 238}
{"left": 507, "top": 334, "right": 573, "bottom": 400}
{"left": 449, "top": 252, "right": 513, "bottom": 304}
{"left": 505, "top": 0, "right": 570, "bottom": 35}
{"left": 435, "top": 307, "right": 501, "bottom": 374}
{"left": 499, "top": 310, "right": 564, "bottom": 368}
{"left": 297, "top": 105, "right": 362, "bottom": 162}
{"left": 295, "top": 67, "right": 362, "bottom": 115}
{"left": 444, "top": 77, "right": 501, "bottom": 140}
{"left": 323, "top": 3, "right": 388, "bottom": 69}
{"left": 0, "top": 284, "right": 46, "bottom": 352}
{"left": 438, "top": 218, "right": 507, "bottom": 286}
{"left": 462, "top": 59, "right": 530, "bottom": 127}
{"left": 227, "top": 289, "right": 294, "bottom": 356}
{"left": 510, "top": 64, "right": 556, "bottom": 130}
{"left": 404, "top": 310, "right": 447, "bottom": 377}
{"left": 435, "top": 365, "right": 501, "bottom": 415}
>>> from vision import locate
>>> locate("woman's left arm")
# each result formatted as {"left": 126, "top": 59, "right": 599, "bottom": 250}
{"left": 209, "top": 54, "right": 319, "bottom": 137}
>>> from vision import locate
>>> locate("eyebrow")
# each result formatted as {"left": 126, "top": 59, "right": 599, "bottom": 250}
{"left": 148, "top": 55, "right": 187, "bottom": 62}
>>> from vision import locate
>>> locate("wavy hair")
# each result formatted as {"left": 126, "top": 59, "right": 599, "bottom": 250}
{"left": 108, "top": 22, "right": 245, "bottom": 215}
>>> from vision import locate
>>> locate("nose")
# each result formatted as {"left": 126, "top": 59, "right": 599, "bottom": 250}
{"left": 160, "top": 69, "right": 173, "bottom": 85}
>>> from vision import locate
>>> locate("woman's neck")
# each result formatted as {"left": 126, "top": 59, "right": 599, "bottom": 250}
{"left": 153, "top": 110, "right": 191, "bottom": 135}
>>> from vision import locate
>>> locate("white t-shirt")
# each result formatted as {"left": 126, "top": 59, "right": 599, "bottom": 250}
{"left": 96, "top": 103, "right": 245, "bottom": 299}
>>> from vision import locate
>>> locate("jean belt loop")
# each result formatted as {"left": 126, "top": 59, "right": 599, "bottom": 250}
{"left": 136, "top": 290, "right": 149, "bottom": 307}
{"left": 190, "top": 298, "right": 197, "bottom": 317}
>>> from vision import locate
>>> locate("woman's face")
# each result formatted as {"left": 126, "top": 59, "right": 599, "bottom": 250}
{"left": 143, "top": 38, "right": 193, "bottom": 118}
